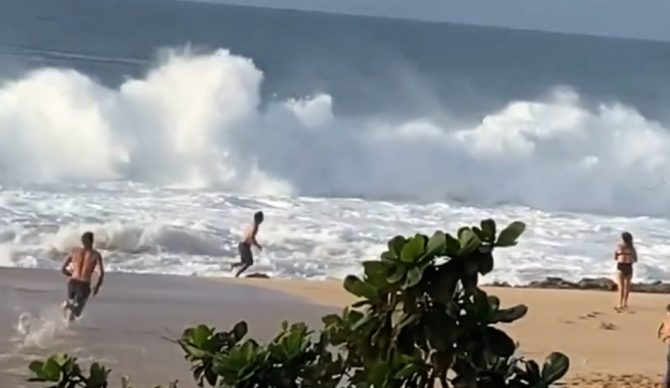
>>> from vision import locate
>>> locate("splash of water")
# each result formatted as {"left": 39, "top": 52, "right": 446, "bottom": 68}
{"left": 14, "top": 305, "right": 72, "bottom": 349}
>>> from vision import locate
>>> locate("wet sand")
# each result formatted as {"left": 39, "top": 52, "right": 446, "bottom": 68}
{"left": 0, "top": 268, "right": 333, "bottom": 388}
{"left": 4, "top": 269, "right": 670, "bottom": 387}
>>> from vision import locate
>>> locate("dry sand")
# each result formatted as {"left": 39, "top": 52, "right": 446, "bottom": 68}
{"left": 232, "top": 278, "right": 670, "bottom": 387}
{"left": 2, "top": 268, "right": 669, "bottom": 387}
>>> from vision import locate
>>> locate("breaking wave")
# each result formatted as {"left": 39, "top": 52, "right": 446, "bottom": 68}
{"left": 1, "top": 48, "right": 669, "bottom": 216}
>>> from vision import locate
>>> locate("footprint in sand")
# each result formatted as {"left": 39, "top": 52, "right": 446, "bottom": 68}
{"left": 578, "top": 311, "right": 603, "bottom": 320}
{"left": 599, "top": 322, "right": 617, "bottom": 331}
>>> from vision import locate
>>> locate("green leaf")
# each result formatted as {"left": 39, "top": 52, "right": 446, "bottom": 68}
{"left": 485, "top": 327, "right": 516, "bottom": 357}
{"left": 351, "top": 313, "right": 374, "bottom": 331}
{"left": 391, "top": 306, "right": 407, "bottom": 329}
{"left": 472, "top": 227, "right": 486, "bottom": 242}
{"left": 480, "top": 219, "right": 496, "bottom": 242}
{"left": 458, "top": 228, "right": 481, "bottom": 256}
{"left": 387, "top": 236, "right": 407, "bottom": 258}
{"left": 394, "top": 363, "right": 420, "bottom": 379}
{"left": 496, "top": 221, "right": 526, "bottom": 247}
{"left": 322, "top": 314, "right": 341, "bottom": 327}
{"left": 381, "top": 251, "right": 398, "bottom": 264}
{"left": 526, "top": 359, "right": 541, "bottom": 380}
{"left": 477, "top": 253, "right": 494, "bottom": 275}
{"left": 28, "top": 361, "right": 44, "bottom": 376}
{"left": 232, "top": 321, "right": 248, "bottom": 342}
{"left": 190, "top": 325, "right": 212, "bottom": 348}
{"left": 88, "top": 363, "right": 109, "bottom": 387}
{"left": 492, "top": 304, "right": 528, "bottom": 323}
{"left": 487, "top": 295, "right": 500, "bottom": 312}
{"left": 472, "top": 289, "right": 490, "bottom": 322}
{"left": 363, "top": 261, "right": 390, "bottom": 287}
{"left": 387, "top": 264, "right": 407, "bottom": 284}
{"left": 541, "top": 352, "right": 570, "bottom": 384}
{"left": 431, "top": 266, "right": 458, "bottom": 304}
{"left": 346, "top": 309, "right": 365, "bottom": 325}
{"left": 179, "top": 342, "right": 211, "bottom": 359}
{"left": 444, "top": 234, "right": 461, "bottom": 256}
{"left": 368, "top": 359, "right": 390, "bottom": 386}
{"left": 400, "top": 235, "right": 426, "bottom": 263}
{"left": 42, "top": 358, "right": 61, "bottom": 381}
{"left": 430, "top": 351, "right": 455, "bottom": 373}
{"left": 343, "top": 275, "right": 378, "bottom": 301}
{"left": 352, "top": 300, "right": 372, "bottom": 308}
{"left": 426, "top": 231, "right": 446, "bottom": 257}
{"left": 425, "top": 311, "right": 456, "bottom": 352}
{"left": 404, "top": 266, "right": 423, "bottom": 288}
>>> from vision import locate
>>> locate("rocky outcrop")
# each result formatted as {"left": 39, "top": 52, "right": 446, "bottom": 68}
{"left": 485, "top": 277, "right": 670, "bottom": 294}
{"left": 632, "top": 281, "right": 670, "bottom": 294}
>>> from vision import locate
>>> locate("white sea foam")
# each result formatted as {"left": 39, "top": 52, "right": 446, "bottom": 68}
{"left": 0, "top": 183, "right": 669, "bottom": 284}
{"left": 0, "top": 48, "right": 669, "bottom": 283}
{"left": 0, "top": 49, "right": 670, "bottom": 215}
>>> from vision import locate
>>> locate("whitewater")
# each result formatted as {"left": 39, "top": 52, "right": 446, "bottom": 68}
{"left": 0, "top": 47, "right": 670, "bottom": 284}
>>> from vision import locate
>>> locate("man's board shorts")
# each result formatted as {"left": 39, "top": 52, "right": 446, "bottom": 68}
{"left": 238, "top": 242, "right": 253, "bottom": 265}
{"left": 66, "top": 279, "right": 91, "bottom": 318}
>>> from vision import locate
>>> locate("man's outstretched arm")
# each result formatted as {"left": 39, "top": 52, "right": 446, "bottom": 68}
{"left": 61, "top": 255, "right": 72, "bottom": 277}
{"left": 94, "top": 254, "right": 105, "bottom": 295}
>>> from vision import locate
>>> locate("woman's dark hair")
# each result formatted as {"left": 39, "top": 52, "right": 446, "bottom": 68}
{"left": 621, "top": 232, "right": 634, "bottom": 247}
{"left": 254, "top": 211, "right": 264, "bottom": 223}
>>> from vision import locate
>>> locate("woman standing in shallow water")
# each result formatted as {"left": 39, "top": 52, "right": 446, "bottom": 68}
{"left": 614, "top": 231, "right": 637, "bottom": 311}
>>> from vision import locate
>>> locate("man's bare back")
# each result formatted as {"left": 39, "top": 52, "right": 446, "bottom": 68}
{"left": 67, "top": 247, "right": 102, "bottom": 283}
{"left": 62, "top": 232, "right": 104, "bottom": 320}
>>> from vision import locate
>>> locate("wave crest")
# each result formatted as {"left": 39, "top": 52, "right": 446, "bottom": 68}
{"left": 1, "top": 49, "right": 669, "bottom": 215}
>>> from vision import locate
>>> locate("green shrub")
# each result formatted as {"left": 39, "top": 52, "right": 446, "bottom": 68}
{"left": 29, "top": 219, "right": 569, "bottom": 388}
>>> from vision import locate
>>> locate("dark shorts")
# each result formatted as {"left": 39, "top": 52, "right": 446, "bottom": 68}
{"left": 66, "top": 279, "right": 91, "bottom": 318}
{"left": 617, "top": 262, "right": 633, "bottom": 278}
{"left": 238, "top": 242, "right": 253, "bottom": 265}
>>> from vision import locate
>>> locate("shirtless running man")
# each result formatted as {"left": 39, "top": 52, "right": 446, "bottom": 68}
{"left": 231, "top": 211, "right": 264, "bottom": 278}
{"left": 61, "top": 231, "right": 105, "bottom": 321}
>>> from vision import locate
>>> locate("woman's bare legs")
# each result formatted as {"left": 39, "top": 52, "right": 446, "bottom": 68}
{"left": 622, "top": 276, "right": 632, "bottom": 309}
{"left": 616, "top": 271, "right": 624, "bottom": 310}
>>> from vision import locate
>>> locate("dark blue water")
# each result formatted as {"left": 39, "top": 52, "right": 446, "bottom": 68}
{"left": 2, "top": 0, "right": 670, "bottom": 121}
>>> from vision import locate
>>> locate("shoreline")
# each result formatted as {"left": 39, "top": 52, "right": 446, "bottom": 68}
{"left": 2, "top": 267, "right": 669, "bottom": 387}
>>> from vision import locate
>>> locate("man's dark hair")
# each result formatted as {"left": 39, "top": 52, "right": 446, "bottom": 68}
{"left": 666, "top": 303, "right": 670, "bottom": 313}
{"left": 81, "top": 231, "right": 94, "bottom": 247}
{"left": 254, "top": 211, "right": 264, "bottom": 224}
{"left": 621, "top": 231, "right": 634, "bottom": 246}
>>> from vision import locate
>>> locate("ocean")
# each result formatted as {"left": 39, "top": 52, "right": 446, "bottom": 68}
{"left": 1, "top": 0, "right": 670, "bottom": 284}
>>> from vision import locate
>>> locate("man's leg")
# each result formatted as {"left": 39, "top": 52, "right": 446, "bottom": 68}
{"left": 235, "top": 243, "right": 253, "bottom": 277}
{"left": 71, "top": 286, "right": 91, "bottom": 319}
{"left": 235, "top": 263, "right": 250, "bottom": 278}
{"left": 665, "top": 345, "right": 670, "bottom": 388}
{"left": 66, "top": 281, "right": 91, "bottom": 321}
{"left": 63, "top": 280, "right": 76, "bottom": 320}
{"left": 231, "top": 242, "right": 247, "bottom": 270}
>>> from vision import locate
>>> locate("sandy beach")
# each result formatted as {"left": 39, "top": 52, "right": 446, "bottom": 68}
{"left": 2, "top": 269, "right": 669, "bottom": 387}
{"left": 228, "top": 278, "right": 670, "bottom": 387}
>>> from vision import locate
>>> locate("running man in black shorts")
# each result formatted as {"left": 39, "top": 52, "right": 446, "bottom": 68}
{"left": 231, "top": 211, "right": 264, "bottom": 278}
{"left": 61, "top": 232, "right": 105, "bottom": 321}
